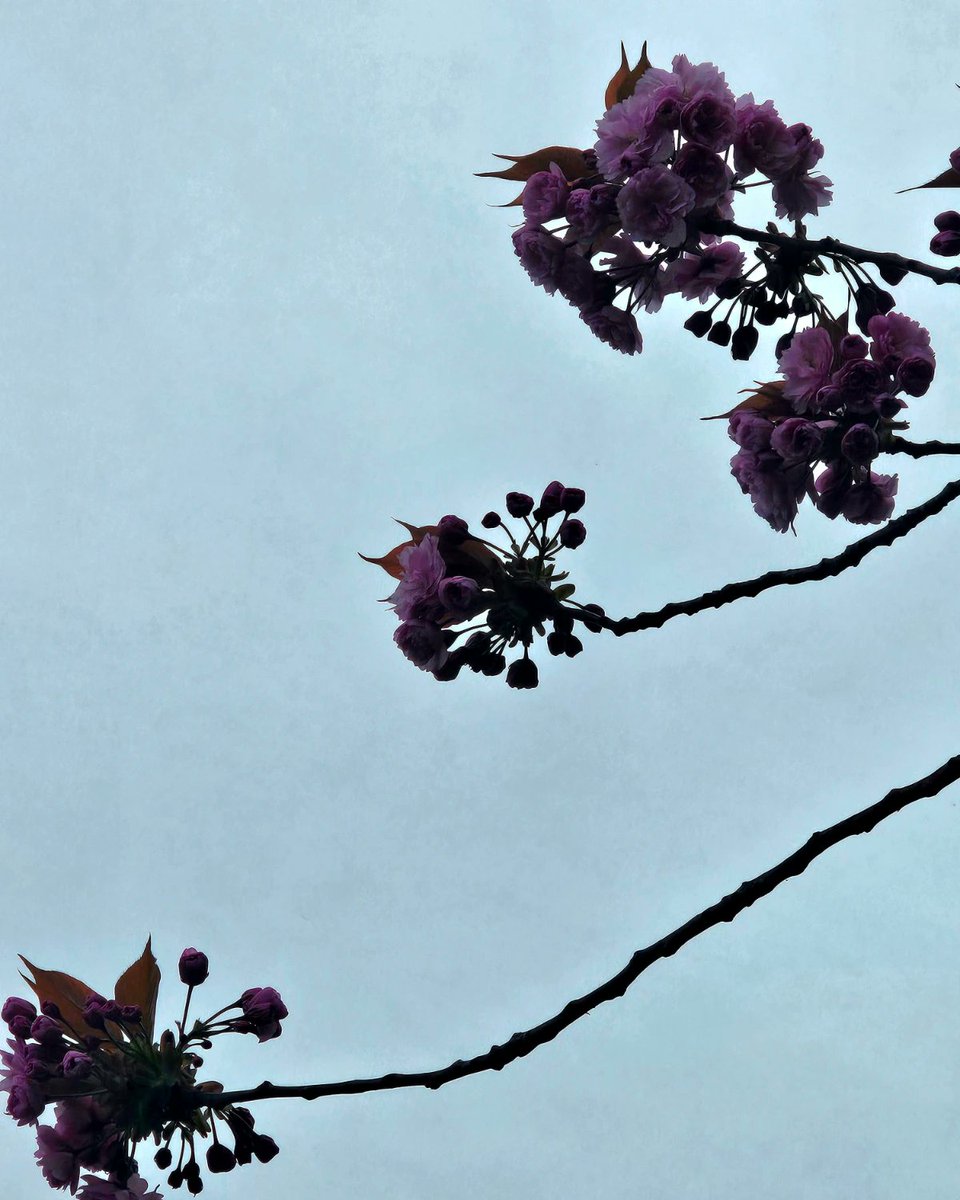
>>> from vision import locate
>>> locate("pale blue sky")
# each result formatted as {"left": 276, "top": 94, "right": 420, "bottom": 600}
{"left": 1, "top": 3, "right": 959, "bottom": 1197}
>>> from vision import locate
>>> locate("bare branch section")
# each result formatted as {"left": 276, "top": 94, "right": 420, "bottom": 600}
{"left": 575, "top": 476, "right": 960, "bottom": 638}
{"left": 887, "top": 437, "right": 960, "bottom": 459}
{"left": 702, "top": 218, "right": 960, "bottom": 287}
{"left": 199, "top": 752, "right": 960, "bottom": 1110}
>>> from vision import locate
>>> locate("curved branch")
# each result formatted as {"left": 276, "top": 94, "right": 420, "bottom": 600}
{"left": 702, "top": 218, "right": 960, "bottom": 287}
{"left": 197, "top": 752, "right": 960, "bottom": 1110}
{"left": 886, "top": 437, "right": 960, "bottom": 459}
{"left": 575, "top": 476, "right": 960, "bottom": 637}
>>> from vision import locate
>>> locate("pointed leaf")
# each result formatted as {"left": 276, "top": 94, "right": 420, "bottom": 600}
{"left": 604, "top": 40, "right": 652, "bottom": 111}
{"left": 114, "top": 937, "right": 161, "bottom": 1039}
{"left": 475, "top": 146, "right": 590, "bottom": 185}
{"left": 19, "top": 957, "right": 104, "bottom": 1040}
{"left": 898, "top": 166, "right": 960, "bottom": 193}
{"left": 701, "top": 380, "right": 791, "bottom": 421}
{"left": 359, "top": 523, "right": 438, "bottom": 580}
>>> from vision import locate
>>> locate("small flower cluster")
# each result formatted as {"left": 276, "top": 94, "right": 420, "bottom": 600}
{"left": 726, "top": 311, "right": 935, "bottom": 531}
{"left": 2, "top": 944, "right": 285, "bottom": 1198}
{"left": 365, "top": 484, "right": 605, "bottom": 689}
{"left": 509, "top": 50, "right": 833, "bottom": 357}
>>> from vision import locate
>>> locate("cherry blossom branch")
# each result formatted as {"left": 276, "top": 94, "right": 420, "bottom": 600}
{"left": 886, "top": 437, "right": 960, "bottom": 458}
{"left": 701, "top": 218, "right": 960, "bottom": 287}
{"left": 196, "top": 751, "right": 960, "bottom": 1109}
{"left": 571, "top": 475, "right": 960, "bottom": 637}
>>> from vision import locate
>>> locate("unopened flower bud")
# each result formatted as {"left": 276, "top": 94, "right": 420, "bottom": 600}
{"left": 480, "top": 653, "right": 506, "bottom": 676}
{"left": 951, "top": 148, "right": 960, "bottom": 173}
{"left": 707, "top": 320, "right": 731, "bottom": 346}
{"left": 683, "top": 310, "right": 712, "bottom": 337}
{"left": 934, "top": 210, "right": 960, "bottom": 232}
{"left": 560, "top": 487, "right": 585, "bottom": 513}
{"left": 896, "top": 355, "right": 935, "bottom": 397}
{"left": 547, "top": 630, "right": 568, "bottom": 656}
{"left": 179, "top": 948, "right": 210, "bottom": 987}
{"left": 559, "top": 519, "right": 586, "bottom": 548}
{"left": 438, "top": 576, "right": 482, "bottom": 615}
{"left": 930, "top": 229, "right": 960, "bottom": 257}
{"left": 207, "top": 1143, "right": 237, "bottom": 1173}
{"left": 437, "top": 515, "right": 469, "bottom": 544}
{"left": 538, "top": 481, "right": 565, "bottom": 517}
{"left": 506, "top": 657, "right": 539, "bottom": 689}
{"left": 564, "top": 635, "right": 584, "bottom": 658}
{"left": 62, "top": 1050, "right": 94, "bottom": 1078}
{"left": 505, "top": 492, "right": 534, "bottom": 518}
{"left": 775, "top": 331, "right": 795, "bottom": 359}
{"left": 841, "top": 423, "right": 879, "bottom": 465}
{"left": 730, "top": 325, "right": 759, "bottom": 360}
{"left": 481, "top": 511, "right": 501, "bottom": 529}
{"left": 714, "top": 277, "right": 744, "bottom": 300}
{"left": 874, "top": 392, "right": 905, "bottom": 419}
{"left": 167, "top": 1168, "right": 184, "bottom": 1189}
{"left": 581, "top": 603, "right": 605, "bottom": 633}
{"left": 155, "top": 1147, "right": 173, "bottom": 1169}
{"left": 2, "top": 997, "right": 37, "bottom": 1033}
{"left": 839, "top": 334, "right": 868, "bottom": 361}
{"left": 253, "top": 1134, "right": 281, "bottom": 1163}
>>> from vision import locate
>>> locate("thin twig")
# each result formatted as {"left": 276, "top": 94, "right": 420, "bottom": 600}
{"left": 886, "top": 437, "right": 960, "bottom": 459}
{"left": 701, "top": 218, "right": 960, "bottom": 286}
{"left": 196, "top": 752, "right": 960, "bottom": 1109}
{"left": 575, "top": 476, "right": 960, "bottom": 637}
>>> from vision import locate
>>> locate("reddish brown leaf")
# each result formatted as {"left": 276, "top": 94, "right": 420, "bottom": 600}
{"left": 604, "top": 41, "right": 652, "bottom": 111}
{"left": 19, "top": 957, "right": 104, "bottom": 1041}
{"left": 475, "top": 146, "right": 590, "bottom": 185}
{"left": 898, "top": 166, "right": 960, "bottom": 193}
{"left": 701, "top": 380, "right": 792, "bottom": 421}
{"left": 114, "top": 937, "right": 161, "bottom": 1040}
{"left": 359, "top": 523, "right": 438, "bottom": 580}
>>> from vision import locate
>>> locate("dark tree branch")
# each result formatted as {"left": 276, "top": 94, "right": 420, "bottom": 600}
{"left": 195, "top": 752, "right": 960, "bottom": 1111}
{"left": 701, "top": 218, "right": 960, "bottom": 286}
{"left": 886, "top": 437, "right": 960, "bottom": 459}
{"left": 571, "top": 477, "right": 960, "bottom": 637}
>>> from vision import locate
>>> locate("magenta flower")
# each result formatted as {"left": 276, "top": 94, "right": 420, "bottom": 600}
{"left": 672, "top": 145, "right": 733, "bottom": 210}
{"left": 437, "top": 576, "right": 482, "bottom": 616}
{"left": 778, "top": 326, "right": 835, "bottom": 411}
{"left": 680, "top": 92, "right": 736, "bottom": 152}
{"left": 617, "top": 165, "right": 696, "bottom": 247}
{"left": 771, "top": 171, "right": 833, "bottom": 221}
{"left": 565, "top": 184, "right": 619, "bottom": 242}
{"left": 594, "top": 83, "right": 675, "bottom": 179}
{"left": 387, "top": 535, "right": 447, "bottom": 623}
{"left": 770, "top": 418, "right": 825, "bottom": 463}
{"left": 511, "top": 225, "right": 566, "bottom": 294}
{"left": 35, "top": 1124, "right": 83, "bottom": 1192}
{"left": 579, "top": 305, "right": 643, "bottom": 354}
{"left": 842, "top": 472, "right": 898, "bottom": 524}
{"left": 394, "top": 619, "right": 448, "bottom": 672}
{"left": 599, "top": 235, "right": 675, "bottom": 314}
{"left": 521, "top": 165, "right": 569, "bottom": 224}
{"left": 728, "top": 411, "right": 773, "bottom": 453}
{"left": 671, "top": 241, "right": 744, "bottom": 301}
{"left": 867, "top": 312, "right": 935, "bottom": 374}
{"left": 239, "top": 987, "right": 288, "bottom": 1043}
{"left": 732, "top": 94, "right": 796, "bottom": 178}
{"left": 731, "top": 450, "right": 810, "bottom": 533}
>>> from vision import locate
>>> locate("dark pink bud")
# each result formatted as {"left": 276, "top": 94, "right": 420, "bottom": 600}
{"left": 179, "top": 948, "right": 210, "bottom": 987}
{"left": 207, "top": 1143, "right": 237, "bottom": 1173}
{"left": 239, "top": 987, "right": 288, "bottom": 1042}
{"left": 61, "top": 1050, "right": 94, "bottom": 1078}
{"left": 29, "top": 1014, "right": 64, "bottom": 1045}
{"left": 841, "top": 423, "right": 879, "bottom": 465}
{"left": 873, "top": 392, "right": 905, "bottom": 419}
{"left": 481, "top": 511, "right": 501, "bottom": 529}
{"left": 2, "top": 997, "right": 37, "bottom": 1034}
{"left": 505, "top": 492, "right": 534, "bottom": 518}
{"left": 538, "top": 481, "right": 565, "bottom": 517}
{"left": 253, "top": 1134, "right": 280, "bottom": 1163}
{"left": 896, "top": 355, "right": 935, "bottom": 397}
{"left": 120, "top": 1004, "right": 142, "bottom": 1024}
{"left": 930, "top": 229, "right": 960, "bottom": 257}
{"left": 438, "top": 576, "right": 482, "bottom": 615}
{"left": 559, "top": 519, "right": 586, "bottom": 548}
{"left": 934, "top": 209, "right": 960, "bottom": 232}
{"left": 839, "top": 334, "right": 868, "bottom": 361}
{"left": 506, "top": 657, "right": 539, "bottom": 690}
{"left": 155, "top": 1147, "right": 174, "bottom": 1169}
{"left": 560, "top": 487, "right": 585, "bottom": 513}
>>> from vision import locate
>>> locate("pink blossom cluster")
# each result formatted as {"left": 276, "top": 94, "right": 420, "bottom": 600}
{"left": 3, "top": 948, "right": 284, "bottom": 1198}
{"left": 511, "top": 52, "right": 832, "bottom": 357}
{"left": 367, "top": 485, "right": 604, "bottom": 688}
{"left": 727, "top": 312, "right": 935, "bottom": 531}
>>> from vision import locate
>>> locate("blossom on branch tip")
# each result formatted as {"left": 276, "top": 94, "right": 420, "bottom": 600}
{"left": 366, "top": 486, "right": 601, "bottom": 687}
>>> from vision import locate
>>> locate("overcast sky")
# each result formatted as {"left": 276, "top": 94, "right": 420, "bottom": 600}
{"left": 1, "top": 2, "right": 959, "bottom": 1197}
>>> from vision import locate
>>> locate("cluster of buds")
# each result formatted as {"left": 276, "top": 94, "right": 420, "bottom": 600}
{"left": 724, "top": 310, "right": 935, "bottom": 531}
{"left": 2, "top": 942, "right": 285, "bottom": 1198}
{"left": 364, "top": 483, "right": 605, "bottom": 689}
{"left": 501, "top": 46, "right": 836, "bottom": 358}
